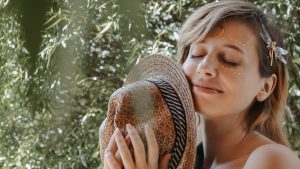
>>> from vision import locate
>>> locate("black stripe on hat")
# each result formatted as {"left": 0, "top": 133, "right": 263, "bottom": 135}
{"left": 147, "top": 79, "right": 187, "bottom": 169}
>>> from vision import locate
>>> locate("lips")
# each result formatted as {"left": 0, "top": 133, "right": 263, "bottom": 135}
{"left": 192, "top": 83, "right": 223, "bottom": 94}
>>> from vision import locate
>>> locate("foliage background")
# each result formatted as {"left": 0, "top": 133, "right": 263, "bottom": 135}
{"left": 0, "top": 0, "right": 299, "bottom": 168}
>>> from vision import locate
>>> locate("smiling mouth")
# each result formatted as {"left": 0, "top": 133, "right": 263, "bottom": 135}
{"left": 192, "top": 85, "right": 223, "bottom": 94}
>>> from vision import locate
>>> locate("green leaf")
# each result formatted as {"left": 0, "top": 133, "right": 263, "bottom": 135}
{"left": 99, "top": 21, "right": 113, "bottom": 35}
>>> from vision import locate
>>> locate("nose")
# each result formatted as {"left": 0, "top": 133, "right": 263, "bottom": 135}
{"left": 196, "top": 55, "right": 217, "bottom": 78}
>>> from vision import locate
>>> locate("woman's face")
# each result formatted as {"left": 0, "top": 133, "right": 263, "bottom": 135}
{"left": 182, "top": 19, "right": 266, "bottom": 117}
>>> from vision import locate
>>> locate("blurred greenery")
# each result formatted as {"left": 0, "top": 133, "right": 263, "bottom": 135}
{"left": 0, "top": 0, "right": 299, "bottom": 168}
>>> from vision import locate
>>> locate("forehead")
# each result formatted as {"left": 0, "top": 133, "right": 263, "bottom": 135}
{"left": 214, "top": 19, "right": 256, "bottom": 43}
{"left": 193, "top": 19, "right": 259, "bottom": 55}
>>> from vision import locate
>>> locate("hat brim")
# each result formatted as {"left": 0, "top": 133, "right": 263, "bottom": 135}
{"left": 124, "top": 53, "right": 196, "bottom": 169}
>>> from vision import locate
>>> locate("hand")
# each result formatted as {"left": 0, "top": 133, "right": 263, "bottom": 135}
{"left": 103, "top": 124, "right": 171, "bottom": 169}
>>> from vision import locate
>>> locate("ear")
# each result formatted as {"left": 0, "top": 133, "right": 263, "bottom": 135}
{"left": 256, "top": 74, "right": 277, "bottom": 102}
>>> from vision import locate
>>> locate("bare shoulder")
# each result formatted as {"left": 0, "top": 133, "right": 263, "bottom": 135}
{"left": 243, "top": 144, "right": 300, "bottom": 169}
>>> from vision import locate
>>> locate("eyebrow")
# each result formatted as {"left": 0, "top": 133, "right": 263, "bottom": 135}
{"left": 224, "top": 44, "right": 245, "bottom": 54}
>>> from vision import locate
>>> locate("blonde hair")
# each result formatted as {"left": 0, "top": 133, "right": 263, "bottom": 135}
{"left": 177, "top": 0, "right": 289, "bottom": 146}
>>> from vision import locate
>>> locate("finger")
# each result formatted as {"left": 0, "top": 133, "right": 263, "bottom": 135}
{"left": 105, "top": 150, "right": 122, "bottom": 169}
{"left": 103, "top": 159, "right": 110, "bottom": 169}
{"left": 126, "top": 124, "right": 147, "bottom": 168}
{"left": 115, "top": 135, "right": 131, "bottom": 166}
{"left": 158, "top": 153, "right": 171, "bottom": 169}
{"left": 144, "top": 124, "right": 159, "bottom": 168}
{"left": 106, "top": 129, "right": 119, "bottom": 155}
{"left": 115, "top": 127, "right": 135, "bottom": 169}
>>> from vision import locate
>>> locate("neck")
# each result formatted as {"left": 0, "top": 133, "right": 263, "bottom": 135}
{"left": 199, "top": 113, "right": 248, "bottom": 168}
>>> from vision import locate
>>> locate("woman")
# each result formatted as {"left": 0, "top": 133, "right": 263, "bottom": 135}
{"left": 103, "top": 0, "right": 300, "bottom": 168}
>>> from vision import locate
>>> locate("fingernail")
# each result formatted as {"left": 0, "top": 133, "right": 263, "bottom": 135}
{"left": 144, "top": 124, "right": 149, "bottom": 133}
{"left": 145, "top": 124, "right": 151, "bottom": 130}
{"left": 105, "top": 148, "right": 110, "bottom": 154}
{"left": 106, "top": 151, "right": 113, "bottom": 160}
{"left": 145, "top": 124, "right": 153, "bottom": 133}
{"left": 115, "top": 127, "right": 122, "bottom": 137}
{"left": 105, "top": 149, "right": 111, "bottom": 156}
{"left": 126, "top": 123, "right": 132, "bottom": 132}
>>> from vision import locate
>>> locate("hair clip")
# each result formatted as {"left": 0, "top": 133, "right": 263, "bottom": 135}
{"left": 260, "top": 24, "right": 288, "bottom": 66}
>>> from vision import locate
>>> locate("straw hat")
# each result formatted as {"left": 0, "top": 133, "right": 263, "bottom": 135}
{"left": 99, "top": 54, "right": 196, "bottom": 169}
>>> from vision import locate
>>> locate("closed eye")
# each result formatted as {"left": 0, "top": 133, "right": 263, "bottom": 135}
{"left": 219, "top": 53, "right": 239, "bottom": 67}
{"left": 191, "top": 54, "right": 205, "bottom": 58}
{"left": 223, "top": 60, "right": 239, "bottom": 67}
{"left": 191, "top": 55, "right": 199, "bottom": 58}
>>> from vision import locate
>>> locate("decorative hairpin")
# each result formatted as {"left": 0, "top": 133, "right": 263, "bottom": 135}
{"left": 260, "top": 24, "right": 288, "bottom": 66}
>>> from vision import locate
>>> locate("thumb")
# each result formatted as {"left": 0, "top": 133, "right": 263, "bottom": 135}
{"left": 158, "top": 153, "right": 171, "bottom": 169}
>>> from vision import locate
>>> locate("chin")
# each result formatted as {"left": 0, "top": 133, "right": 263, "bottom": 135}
{"left": 194, "top": 100, "right": 216, "bottom": 114}
{"left": 195, "top": 106, "right": 226, "bottom": 118}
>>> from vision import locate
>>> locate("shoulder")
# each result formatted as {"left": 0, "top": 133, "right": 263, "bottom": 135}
{"left": 243, "top": 143, "right": 300, "bottom": 169}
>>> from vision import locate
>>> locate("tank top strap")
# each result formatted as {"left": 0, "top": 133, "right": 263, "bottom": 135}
{"left": 194, "top": 143, "right": 204, "bottom": 169}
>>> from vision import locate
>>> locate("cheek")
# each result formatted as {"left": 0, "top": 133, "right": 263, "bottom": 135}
{"left": 220, "top": 65, "right": 245, "bottom": 76}
{"left": 182, "top": 61, "right": 194, "bottom": 78}
{"left": 226, "top": 73, "right": 261, "bottom": 104}
{"left": 225, "top": 73, "right": 254, "bottom": 93}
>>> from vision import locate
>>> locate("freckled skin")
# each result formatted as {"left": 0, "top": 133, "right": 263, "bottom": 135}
{"left": 182, "top": 19, "right": 263, "bottom": 117}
